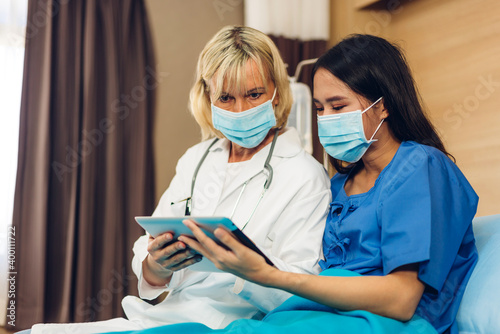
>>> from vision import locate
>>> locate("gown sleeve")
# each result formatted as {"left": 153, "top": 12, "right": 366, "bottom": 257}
{"left": 377, "top": 144, "right": 478, "bottom": 293}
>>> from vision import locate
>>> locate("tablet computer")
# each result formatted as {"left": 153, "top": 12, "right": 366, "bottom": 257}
{"left": 134, "top": 216, "right": 274, "bottom": 272}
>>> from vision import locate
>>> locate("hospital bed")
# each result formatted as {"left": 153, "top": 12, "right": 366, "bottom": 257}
{"left": 456, "top": 214, "right": 500, "bottom": 333}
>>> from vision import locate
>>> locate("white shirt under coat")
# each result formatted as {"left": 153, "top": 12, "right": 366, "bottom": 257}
{"left": 122, "top": 127, "right": 331, "bottom": 329}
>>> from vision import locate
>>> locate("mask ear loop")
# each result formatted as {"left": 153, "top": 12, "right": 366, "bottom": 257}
{"left": 369, "top": 119, "right": 384, "bottom": 142}
{"left": 361, "top": 97, "right": 384, "bottom": 142}
{"left": 270, "top": 87, "right": 277, "bottom": 106}
{"left": 361, "top": 96, "right": 385, "bottom": 142}
{"left": 361, "top": 96, "right": 383, "bottom": 114}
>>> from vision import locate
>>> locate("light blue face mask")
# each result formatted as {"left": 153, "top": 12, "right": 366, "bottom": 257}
{"left": 211, "top": 88, "right": 277, "bottom": 148}
{"left": 317, "top": 97, "right": 383, "bottom": 163}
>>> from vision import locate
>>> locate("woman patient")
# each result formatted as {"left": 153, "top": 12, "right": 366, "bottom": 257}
{"left": 129, "top": 34, "right": 478, "bottom": 334}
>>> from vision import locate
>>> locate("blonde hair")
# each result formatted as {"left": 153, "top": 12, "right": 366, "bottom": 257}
{"left": 189, "top": 25, "right": 293, "bottom": 140}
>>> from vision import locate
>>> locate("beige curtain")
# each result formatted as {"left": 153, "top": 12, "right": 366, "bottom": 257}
{"left": 11, "top": 0, "right": 156, "bottom": 329}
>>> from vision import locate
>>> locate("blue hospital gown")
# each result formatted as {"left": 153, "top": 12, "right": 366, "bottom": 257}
{"left": 320, "top": 141, "right": 478, "bottom": 334}
{"left": 105, "top": 141, "right": 478, "bottom": 334}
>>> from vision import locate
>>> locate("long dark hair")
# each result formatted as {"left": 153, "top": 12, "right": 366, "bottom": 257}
{"left": 312, "top": 34, "right": 452, "bottom": 174}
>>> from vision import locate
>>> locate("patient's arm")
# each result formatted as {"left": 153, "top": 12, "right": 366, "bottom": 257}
{"left": 264, "top": 263, "right": 424, "bottom": 321}
{"left": 180, "top": 220, "right": 424, "bottom": 322}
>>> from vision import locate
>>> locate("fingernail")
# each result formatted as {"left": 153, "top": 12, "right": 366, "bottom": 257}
{"left": 214, "top": 228, "right": 224, "bottom": 238}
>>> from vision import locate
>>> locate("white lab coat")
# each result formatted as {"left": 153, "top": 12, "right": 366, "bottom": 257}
{"left": 30, "top": 127, "right": 331, "bottom": 334}
{"left": 122, "top": 127, "right": 331, "bottom": 329}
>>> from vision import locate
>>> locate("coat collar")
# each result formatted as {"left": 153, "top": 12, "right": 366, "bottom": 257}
{"left": 204, "top": 127, "right": 304, "bottom": 202}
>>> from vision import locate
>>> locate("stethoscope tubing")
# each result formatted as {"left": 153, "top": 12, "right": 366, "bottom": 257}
{"left": 186, "top": 128, "right": 280, "bottom": 225}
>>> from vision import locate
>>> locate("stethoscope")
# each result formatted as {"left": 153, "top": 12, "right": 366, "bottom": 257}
{"left": 184, "top": 127, "right": 280, "bottom": 230}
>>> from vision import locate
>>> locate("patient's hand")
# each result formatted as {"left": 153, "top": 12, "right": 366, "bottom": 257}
{"left": 142, "top": 232, "right": 202, "bottom": 286}
{"left": 179, "top": 219, "right": 276, "bottom": 285}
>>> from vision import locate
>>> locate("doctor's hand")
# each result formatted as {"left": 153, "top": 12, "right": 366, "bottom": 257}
{"left": 179, "top": 219, "right": 277, "bottom": 286}
{"left": 142, "top": 232, "right": 202, "bottom": 287}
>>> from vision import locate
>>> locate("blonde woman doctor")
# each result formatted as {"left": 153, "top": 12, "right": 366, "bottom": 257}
{"left": 119, "top": 26, "right": 331, "bottom": 330}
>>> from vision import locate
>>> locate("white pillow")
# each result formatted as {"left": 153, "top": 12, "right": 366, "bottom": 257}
{"left": 456, "top": 214, "right": 500, "bottom": 333}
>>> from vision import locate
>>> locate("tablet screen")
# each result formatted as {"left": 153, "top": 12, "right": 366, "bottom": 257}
{"left": 134, "top": 216, "right": 274, "bottom": 271}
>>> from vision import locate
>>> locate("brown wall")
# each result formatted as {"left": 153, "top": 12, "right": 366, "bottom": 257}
{"left": 330, "top": 0, "right": 500, "bottom": 216}
{"left": 144, "top": 0, "right": 244, "bottom": 204}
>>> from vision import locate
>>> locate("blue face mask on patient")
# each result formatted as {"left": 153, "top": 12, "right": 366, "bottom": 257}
{"left": 317, "top": 97, "right": 384, "bottom": 163}
{"left": 211, "top": 89, "right": 277, "bottom": 149}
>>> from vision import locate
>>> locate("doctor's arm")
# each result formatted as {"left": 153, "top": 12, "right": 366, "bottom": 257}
{"left": 179, "top": 221, "right": 425, "bottom": 322}
{"left": 132, "top": 144, "right": 206, "bottom": 294}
